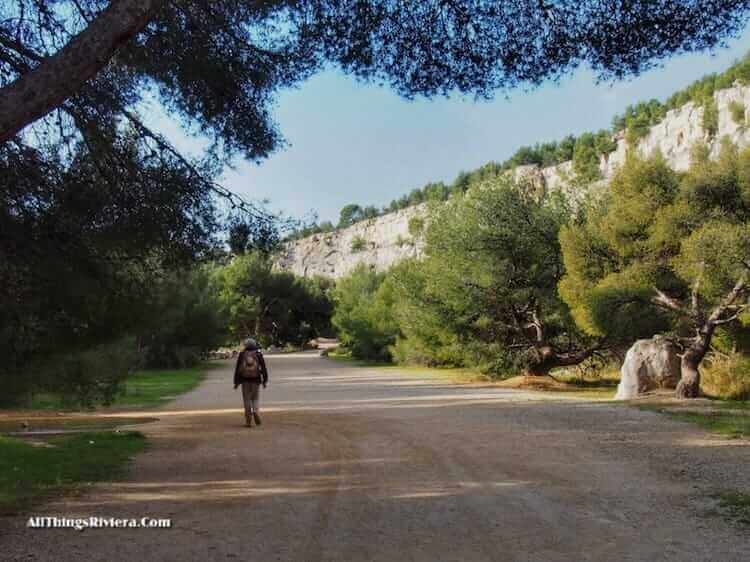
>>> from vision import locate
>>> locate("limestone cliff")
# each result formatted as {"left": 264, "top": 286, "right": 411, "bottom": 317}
{"left": 276, "top": 204, "right": 426, "bottom": 279}
{"left": 278, "top": 83, "right": 750, "bottom": 280}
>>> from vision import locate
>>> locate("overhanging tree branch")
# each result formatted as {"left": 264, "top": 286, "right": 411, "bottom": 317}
{"left": 0, "top": 0, "right": 166, "bottom": 143}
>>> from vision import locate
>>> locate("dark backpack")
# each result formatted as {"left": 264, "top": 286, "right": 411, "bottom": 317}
{"left": 238, "top": 350, "right": 260, "bottom": 380}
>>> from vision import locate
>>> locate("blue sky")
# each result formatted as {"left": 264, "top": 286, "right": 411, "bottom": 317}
{"left": 150, "top": 27, "right": 750, "bottom": 225}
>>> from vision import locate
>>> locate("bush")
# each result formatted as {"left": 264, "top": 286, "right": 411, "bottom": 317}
{"left": 702, "top": 98, "right": 719, "bottom": 138}
{"left": 572, "top": 133, "right": 602, "bottom": 182}
{"left": 139, "top": 267, "right": 227, "bottom": 369}
{"left": 331, "top": 266, "right": 399, "bottom": 361}
{"left": 408, "top": 216, "right": 425, "bottom": 237}
{"left": 28, "top": 338, "right": 143, "bottom": 409}
{"left": 215, "top": 252, "right": 333, "bottom": 347}
{"left": 350, "top": 236, "right": 367, "bottom": 253}
{"left": 701, "top": 353, "right": 750, "bottom": 400}
{"left": 625, "top": 113, "right": 651, "bottom": 145}
{"left": 729, "top": 100, "right": 746, "bottom": 126}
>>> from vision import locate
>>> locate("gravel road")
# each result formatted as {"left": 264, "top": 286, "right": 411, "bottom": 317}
{"left": 2, "top": 352, "right": 749, "bottom": 561}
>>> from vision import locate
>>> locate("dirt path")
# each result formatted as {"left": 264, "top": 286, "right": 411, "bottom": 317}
{"left": 2, "top": 352, "right": 749, "bottom": 561}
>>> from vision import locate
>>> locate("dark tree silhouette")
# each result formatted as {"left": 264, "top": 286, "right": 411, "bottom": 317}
{"left": 2, "top": 0, "right": 749, "bottom": 385}
{"left": 2, "top": 1, "right": 750, "bottom": 146}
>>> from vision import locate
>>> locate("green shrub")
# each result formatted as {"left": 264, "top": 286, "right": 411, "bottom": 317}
{"left": 729, "top": 100, "right": 746, "bottom": 126}
{"left": 594, "top": 130, "right": 618, "bottom": 155}
{"left": 625, "top": 113, "right": 651, "bottom": 145}
{"left": 215, "top": 252, "right": 333, "bottom": 347}
{"left": 701, "top": 353, "right": 750, "bottom": 400}
{"left": 350, "top": 236, "right": 367, "bottom": 253}
{"left": 140, "top": 267, "right": 227, "bottom": 369}
{"left": 331, "top": 266, "right": 398, "bottom": 361}
{"left": 572, "top": 133, "right": 602, "bottom": 182}
{"left": 702, "top": 97, "right": 719, "bottom": 137}
{"left": 27, "top": 338, "right": 143, "bottom": 409}
{"left": 408, "top": 216, "right": 425, "bottom": 237}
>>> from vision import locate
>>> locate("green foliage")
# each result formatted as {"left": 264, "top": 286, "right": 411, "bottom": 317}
{"left": 118, "top": 367, "right": 206, "bottom": 408}
{"left": 560, "top": 142, "right": 750, "bottom": 351}
{"left": 2, "top": 338, "right": 145, "bottom": 409}
{"left": 331, "top": 266, "right": 399, "bottom": 361}
{"left": 350, "top": 236, "right": 368, "bottom": 253}
{"left": 572, "top": 132, "right": 602, "bottom": 182}
{"left": 215, "top": 252, "right": 333, "bottom": 347}
{"left": 702, "top": 98, "right": 719, "bottom": 138}
{"left": 0, "top": 138, "right": 221, "bottom": 391}
{"left": 32, "top": 338, "right": 143, "bottom": 409}
{"left": 717, "top": 493, "right": 750, "bottom": 526}
{"left": 0, "top": 431, "right": 145, "bottom": 513}
{"left": 667, "top": 411, "right": 750, "bottom": 440}
{"left": 339, "top": 204, "right": 364, "bottom": 228}
{"left": 408, "top": 216, "right": 425, "bottom": 237}
{"left": 139, "top": 267, "right": 227, "bottom": 369}
{"left": 227, "top": 217, "right": 281, "bottom": 255}
{"left": 594, "top": 129, "right": 618, "bottom": 155}
{"left": 388, "top": 177, "right": 593, "bottom": 376}
{"left": 729, "top": 100, "right": 747, "bottom": 126}
{"left": 617, "top": 99, "right": 665, "bottom": 144}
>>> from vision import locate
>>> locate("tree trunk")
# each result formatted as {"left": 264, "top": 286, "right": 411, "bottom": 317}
{"left": 675, "top": 328, "right": 713, "bottom": 399}
{"left": 524, "top": 345, "right": 597, "bottom": 377}
{"left": 675, "top": 353, "right": 701, "bottom": 398}
{"left": 0, "top": 0, "right": 166, "bottom": 143}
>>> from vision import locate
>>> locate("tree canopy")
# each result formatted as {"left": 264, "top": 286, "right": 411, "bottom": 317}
{"left": 560, "top": 143, "right": 750, "bottom": 397}
{"left": 4, "top": 0, "right": 750, "bottom": 395}
{"left": 215, "top": 252, "right": 333, "bottom": 347}
{"left": 386, "top": 178, "right": 603, "bottom": 375}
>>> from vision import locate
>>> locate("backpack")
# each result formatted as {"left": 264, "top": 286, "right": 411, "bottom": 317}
{"left": 238, "top": 350, "right": 261, "bottom": 380}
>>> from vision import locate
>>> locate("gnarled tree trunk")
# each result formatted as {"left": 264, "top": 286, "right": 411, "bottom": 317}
{"left": 675, "top": 326, "right": 714, "bottom": 399}
{"left": 524, "top": 345, "right": 597, "bottom": 377}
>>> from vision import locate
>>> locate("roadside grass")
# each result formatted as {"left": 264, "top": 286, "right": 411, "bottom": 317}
{"left": 326, "top": 351, "right": 616, "bottom": 398}
{"left": 637, "top": 399, "right": 749, "bottom": 439}
{"left": 716, "top": 492, "right": 750, "bottom": 526}
{"left": 18, "top": 364, "right": 210, "bottom": 412}
{"left": 326, "top": 350, "right": 489, "bottom": 382}
{"left": 116, "top": 365, "right": 207, "bottom": 408}
{"left": 379, "top": 364, "right": 492, "bottom": 384}
{"left": 324, "top": 350, "right": 393, "bottom": 369}
{"left": 660, "top": 410, "right": 749, "bottom": 439}
{"left": 0, "top": 431, "right": 146, "bottom": 514}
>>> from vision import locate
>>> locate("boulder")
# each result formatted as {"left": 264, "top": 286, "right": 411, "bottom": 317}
{"left": 614, "top": 336, "right": 681, "bottom": 400}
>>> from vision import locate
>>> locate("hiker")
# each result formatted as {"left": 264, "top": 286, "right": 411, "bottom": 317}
{"left": 233, "top": 338, "right": 269, "bottom": 427}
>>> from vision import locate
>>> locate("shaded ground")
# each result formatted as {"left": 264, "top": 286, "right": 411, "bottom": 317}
{"left": 1, "top": 352, "right": 748, "bottom": 561}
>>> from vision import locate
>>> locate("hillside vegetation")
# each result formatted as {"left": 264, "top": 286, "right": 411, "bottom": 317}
{"left": 289, "top": 52, "right": 750, "bottom": 241}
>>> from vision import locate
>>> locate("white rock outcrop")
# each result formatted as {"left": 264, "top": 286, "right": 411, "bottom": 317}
{"left": 614, "top": 336, "right": 681, "bottom": 400}
{"left": 279, "top": 83, "right": 750, "bottom": 280}
{"left": 276, "top": 204, "right": 426, "bottom": 279}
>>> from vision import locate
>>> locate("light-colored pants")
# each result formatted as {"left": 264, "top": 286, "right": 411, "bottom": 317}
{"left": 241, "top": 382, "right": 260, "bottom": 420}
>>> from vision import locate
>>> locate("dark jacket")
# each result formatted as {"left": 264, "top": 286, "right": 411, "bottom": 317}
{"left": 233, "top": 348, "right": 269, "bottom": 388}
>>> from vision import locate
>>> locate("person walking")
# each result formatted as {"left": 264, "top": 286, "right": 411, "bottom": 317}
{"left": 233, "top": 338, "right": 269, "bottom": 427}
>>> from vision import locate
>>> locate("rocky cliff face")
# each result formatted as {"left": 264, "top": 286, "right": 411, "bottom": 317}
{"left": 278, "top": 84, "right": 750, "bottom": 280}
{"left": 276, "top": 204, "right": 426, "bottom": 279}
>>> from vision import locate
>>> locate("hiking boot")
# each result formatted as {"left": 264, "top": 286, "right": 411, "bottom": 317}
{"left": 253, "top": 413, "right": 262, "bottom": 426}
{"left": 245, "top": 417, "right": 253, "bottom": 428}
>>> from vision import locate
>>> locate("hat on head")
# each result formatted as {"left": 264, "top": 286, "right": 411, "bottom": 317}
{"left": 243, "top": 338, "right": 258, "bottom": 350}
